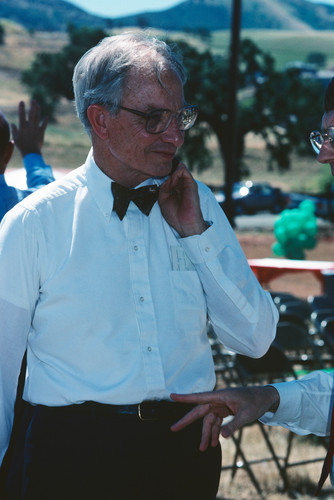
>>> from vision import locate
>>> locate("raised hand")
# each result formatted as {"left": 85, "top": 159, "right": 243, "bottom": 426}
{"left": 158, "top": 161, "right": 208, "bottom": 237}
{"left": 11, "top": 100, "right": 48, "bottom": 157}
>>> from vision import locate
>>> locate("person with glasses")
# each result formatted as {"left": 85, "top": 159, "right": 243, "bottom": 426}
{"left": 170, "top": 78, "right": 334, "bottom": 495}
{"left": 0, "top": 32, "right": 278, "bottom": 500}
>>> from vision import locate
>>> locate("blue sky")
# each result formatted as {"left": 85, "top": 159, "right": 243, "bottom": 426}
{"left": 69, "top": 0, "right": 181, "bottom": 17}
{"left": 68, "top": 0, "right": 334, "bottom": 18}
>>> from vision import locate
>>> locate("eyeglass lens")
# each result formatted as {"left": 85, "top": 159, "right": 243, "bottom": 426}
{"left": 147, "top": 106, "right": 198, "bottom": 133}
{"left": 310, "top": 127, "right": 334, "bottom": 154}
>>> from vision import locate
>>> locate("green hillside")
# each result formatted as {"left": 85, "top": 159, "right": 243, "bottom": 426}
{"left": 210, "top": 30, "right": 334, "bottom": 70}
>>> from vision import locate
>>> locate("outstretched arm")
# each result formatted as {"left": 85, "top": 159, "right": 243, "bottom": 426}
{"left": 170, "top": 386, "right": 280, "bottom": 451}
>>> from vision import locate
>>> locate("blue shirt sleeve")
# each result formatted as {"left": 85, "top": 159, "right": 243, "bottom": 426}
{"left": 23, "top": 153, "right": 55, "bottom": 188}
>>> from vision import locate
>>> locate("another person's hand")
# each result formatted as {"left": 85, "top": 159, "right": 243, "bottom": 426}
{"left": 170, "top": 386, "right": 280, "bottom": 451}
{"left": 159, "top": 161, "right": 208, "bottom": 237}
{"left": 11, "top": 100, "right": 48, "bottom": 157}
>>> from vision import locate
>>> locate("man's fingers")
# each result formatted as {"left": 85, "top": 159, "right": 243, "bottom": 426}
{"left": 220, "top": 409, "right": 252, "bottom": 438}
{"left": 171, "top": 392, "right": 220, "bottom": 405}
{"left": 210, "top": 417, "right": 223, "bottom": 447}
{"left": 18, "top": 101, "right": 26, "bottom": 127}
{"left": 170, "top": 404, "right": 209, "bottom": 432}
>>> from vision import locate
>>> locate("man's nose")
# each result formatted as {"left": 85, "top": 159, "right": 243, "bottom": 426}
{"left": 318, "top": 140, "right": 334, "bottom": 164}
{"left": 161, "top": 118, "right": 184, "bottom": 147}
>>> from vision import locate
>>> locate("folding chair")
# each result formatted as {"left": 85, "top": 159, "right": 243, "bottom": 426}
{"left": 307, "top": 294, "right": 334, "bottom": 312}
{"left": 270, "top": 291, "right": 300, "bottom": 306}
{"left": 310, "top": 308, "right": 334, "bottom": 332}
{"left": 273, "top": 321, "right": 324, "bottom": 370}
{"left": 278, "top": 300, "right": 311, "bottom": 326}
{"left": 319, "top": 317, "right": 334, "bottom": 355}
{"left": 227, "top": 345, "right": 297, "bottom": 494}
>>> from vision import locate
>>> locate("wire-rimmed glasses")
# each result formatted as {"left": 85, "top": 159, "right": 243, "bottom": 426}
{"left": 310, "top": 127, "right": 334, "bottom": 154}
{"left": 118, "top": 104, "right": 198, "bottom": 134}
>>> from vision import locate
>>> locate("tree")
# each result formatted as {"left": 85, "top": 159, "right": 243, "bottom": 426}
{"left": 306, "top": 52, "right": 327, "bottom": 68}
{"left": 174, "top": 38, "right": 324, "bottom": 180}
{"left": 22, "top": 24, "right": 107, "bottom": 119}
{"left": 22, "top": 32, "right": 324, "bottom": 180}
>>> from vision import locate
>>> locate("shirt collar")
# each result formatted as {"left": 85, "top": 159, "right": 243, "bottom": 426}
{"left": 83, "top": 149, "right": 167, "bottom": 220}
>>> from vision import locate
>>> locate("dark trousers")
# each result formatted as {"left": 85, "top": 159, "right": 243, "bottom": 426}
{"left": 4, "top": 402, "right": 222, "bottom": 500}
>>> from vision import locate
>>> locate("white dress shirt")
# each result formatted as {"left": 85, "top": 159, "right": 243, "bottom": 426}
{"left": 0, "top": 150, "right": 278, "bottom": 464}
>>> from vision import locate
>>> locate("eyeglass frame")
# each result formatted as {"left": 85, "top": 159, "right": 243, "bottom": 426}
{"left": 309, "top": 127, "right": 334, "bottom": 154}
{"left": 117, "top": 104, "right": 198, "bottom": 134}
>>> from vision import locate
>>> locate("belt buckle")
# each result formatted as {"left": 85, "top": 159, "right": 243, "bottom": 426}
{"left": 138, "top": 401, "right": 156, "bottom": 421}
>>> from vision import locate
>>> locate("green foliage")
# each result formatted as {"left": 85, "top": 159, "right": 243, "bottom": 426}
{"left": 306, "top": 52, "right": 327, "bottom": 68}
{"left": 175, "top": 37, "right": 323, "bottom": 178}
{"left": 253, "top": 69, "right": 324, "bottom": 170}
{"left": 22, "top": 24, "right": 107, "bottom": 119}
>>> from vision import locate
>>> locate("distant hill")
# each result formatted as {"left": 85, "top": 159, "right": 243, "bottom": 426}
{"left": 1, "top": 0, "right": 334, "bottom": 32}
{"left": 115, "top": 0, "right": 334, "bottom": 31}
{"left": 0, "top": 0, "right": 112, "bottom": 32}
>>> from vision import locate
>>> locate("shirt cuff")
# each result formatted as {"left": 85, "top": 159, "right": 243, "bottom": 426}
{"left": 23, "top": 153, "right": 47, "bottom": 169}
{"left": 179, "top": 222, "right": 225, "bottom": 265}
{"left": 260, "top": 381, "right": 302, "bottom": 425}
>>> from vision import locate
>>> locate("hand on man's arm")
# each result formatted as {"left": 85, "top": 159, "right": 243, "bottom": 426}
{"left": 170, "top": 386, "right": 280, "bottom": 451}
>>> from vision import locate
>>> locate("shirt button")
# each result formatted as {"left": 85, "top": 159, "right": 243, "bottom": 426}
{"left": 134, "top": 245, "right": 138, "bottom": 251}
{"left": 147, "top": 346, "right": 152, "bottom": 352}
{"left": 205, "top": 246, "right": 210, "bottom": 252}
{"left": 140, "top": 296, "right": 145, "bottom": 302}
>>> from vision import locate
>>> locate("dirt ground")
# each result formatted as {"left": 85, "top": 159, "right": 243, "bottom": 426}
{"left": 214, "top": 228, "right": 334, "bottom": 499}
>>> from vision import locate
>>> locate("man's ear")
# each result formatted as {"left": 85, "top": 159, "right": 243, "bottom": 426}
{"left": 0, "top": 140, "right": 14, "bottom": 174}
{"left": 86, "top": 105, "right": 111, "bottom": 140}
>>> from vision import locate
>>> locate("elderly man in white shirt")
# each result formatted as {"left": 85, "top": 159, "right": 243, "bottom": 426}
{"left": 0, "top": 32, "right": 278, "bottom": 500}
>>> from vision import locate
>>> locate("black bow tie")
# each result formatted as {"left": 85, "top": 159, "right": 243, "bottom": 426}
{"left": 111, "top": 182, "right": 159, "bottom": 220}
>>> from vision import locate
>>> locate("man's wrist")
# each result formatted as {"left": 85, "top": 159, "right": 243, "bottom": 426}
{"left": 179, "top": 220, "right": 210, "bottom": 238}
{"left": 265, "top": 385, "right": 280, "bottom": 413}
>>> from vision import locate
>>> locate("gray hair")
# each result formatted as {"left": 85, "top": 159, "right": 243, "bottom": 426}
{"left": 73, "top": 32, "right": 187, "bottom": 134}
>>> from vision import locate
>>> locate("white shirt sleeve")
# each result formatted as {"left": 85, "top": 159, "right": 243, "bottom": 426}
{"left": 180, "top": 186, "right": 279, "bottom": 358}
{"left": 0, "top": 299, "right": 31, "bottom": 465}
{"left": 260, "top": 371, "right": 334, "bottom": 437}
{"left": 0, "top": 207, "right": 39, "bottom": 465}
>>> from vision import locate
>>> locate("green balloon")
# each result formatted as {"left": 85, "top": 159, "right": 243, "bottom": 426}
{"left": 300, "top": 199, "right": 316, "bottom": 213}
{"left": 272, "top": 242, "right": 285, "bottom": 256}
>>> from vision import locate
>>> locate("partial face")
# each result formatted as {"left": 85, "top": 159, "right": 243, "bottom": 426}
{"left": 102, "top": 67, "right": 186, "bottom": 187}
{"left": 317, "top": 110, "right": 334, "bottom": 176}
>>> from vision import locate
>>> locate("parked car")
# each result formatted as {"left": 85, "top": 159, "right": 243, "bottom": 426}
{"left": 210, "top": 181, "right": 289, "bottom": 215}
{"left": 288, "top": 188, "right": 334, "bottom": 221}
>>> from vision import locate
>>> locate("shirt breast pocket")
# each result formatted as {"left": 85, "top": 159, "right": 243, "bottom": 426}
{"left": 168, "top": 270, "right": 207, "bottom": 337}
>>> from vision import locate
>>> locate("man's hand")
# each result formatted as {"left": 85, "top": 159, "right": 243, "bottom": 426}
{"left": 11, "top": 100, "right": 48, "bottom": 157}
{"left": 158, "top": 162, "right": 208, "bottom": 237}
{"left": 170, "top": 386, "right": 280, "bottom": 451}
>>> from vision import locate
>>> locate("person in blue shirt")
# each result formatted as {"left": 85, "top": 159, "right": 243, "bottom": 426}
{"left": 0, "top": 100, "right": 54, "bottom": 221}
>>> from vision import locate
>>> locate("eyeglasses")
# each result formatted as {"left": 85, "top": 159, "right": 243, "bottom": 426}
{"left": 309, "top": 127, "right": 334, "bottom": 154}
{"left": 118, "top": 104, "right": 198, "bottom": 134}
